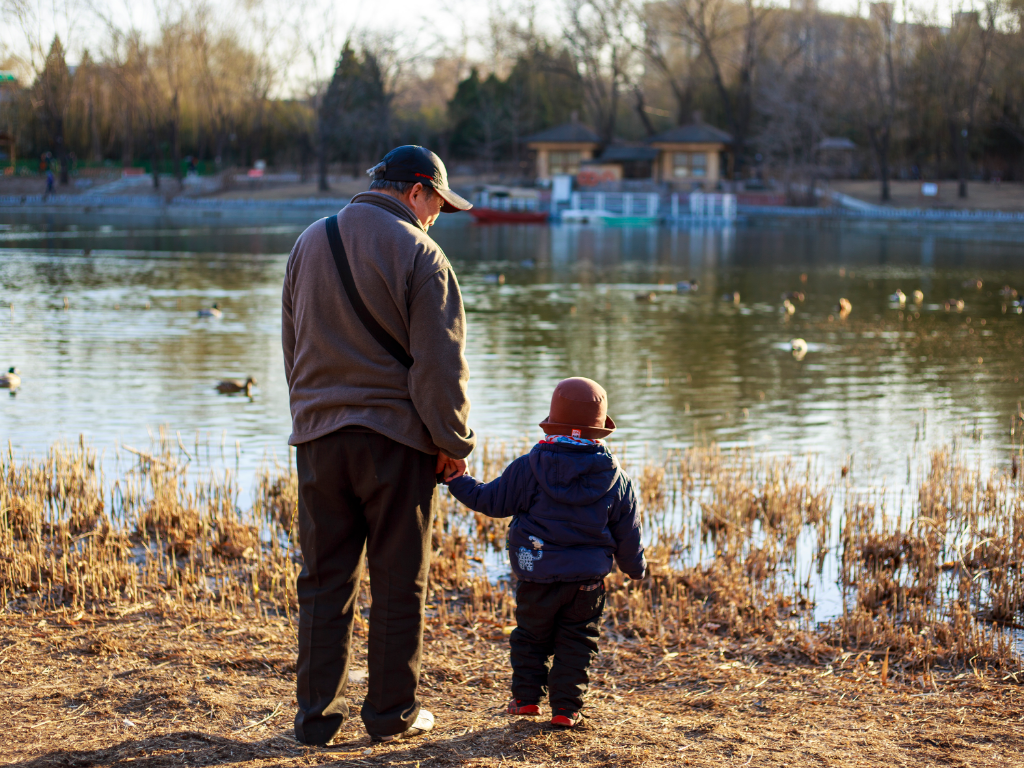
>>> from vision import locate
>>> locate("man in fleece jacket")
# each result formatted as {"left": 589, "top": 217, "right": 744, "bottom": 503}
{"left": 282, "top": 146, "right": 475, "bottom": 745}
{"left": 445, "top": 377, "right": 647, "bottom": 728}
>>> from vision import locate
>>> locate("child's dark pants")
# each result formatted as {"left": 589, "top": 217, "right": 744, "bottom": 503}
{"left": 510, "top": 579, "right": 606, "bottom": 712}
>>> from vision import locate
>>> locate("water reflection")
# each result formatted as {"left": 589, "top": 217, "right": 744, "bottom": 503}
{"left": 1, "top": 211, "right": 1022, "bottom": 495}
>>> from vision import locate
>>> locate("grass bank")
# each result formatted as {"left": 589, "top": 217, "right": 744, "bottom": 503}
{"left": 1, "top": 435, "right": 1022, "bottom": 766}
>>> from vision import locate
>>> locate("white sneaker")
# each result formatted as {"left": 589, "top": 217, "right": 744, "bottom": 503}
{"left": 373, "top": 709, "right": 434, "bottom": 742}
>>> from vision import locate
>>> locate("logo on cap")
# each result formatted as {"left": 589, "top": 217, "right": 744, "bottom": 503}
{"left": 572, "top": 429, "right": 581, "bottom": 438}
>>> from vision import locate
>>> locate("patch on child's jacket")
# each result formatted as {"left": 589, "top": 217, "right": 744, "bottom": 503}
{"left": 518, "top": 537, "right": 544, "bottom": 571}
{"left": 517, "top": 547, "right": 543, "bottom": 571}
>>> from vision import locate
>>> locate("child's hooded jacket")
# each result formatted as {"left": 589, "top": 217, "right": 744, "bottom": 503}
{"left": 446, "top": 441, "right": 646, "bottom": 583}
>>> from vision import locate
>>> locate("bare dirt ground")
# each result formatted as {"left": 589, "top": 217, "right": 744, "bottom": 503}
{"left": 832, "top": 180, "right": 1024, "bottom": 211}
{"left": 2, "top": 605, "right": 1021, "bottom": 768}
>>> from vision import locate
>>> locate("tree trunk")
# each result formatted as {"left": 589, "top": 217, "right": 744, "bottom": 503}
{"left": 214, "top": 130, "right": 226, "bottom": 168}
{"left": 299, "top": 135, "right": 310, "bottom": 183}
{"left": 951, "top": 122, "right": 968, "bottom": 199}
{"left": 123, "top": 105, "right": 134, "bottom": 167}
{"left": 870, "top": 128, "right": 891, "bottom": 203}
{"left": 672, "top": 83, "right": 692, "bottom": 128}
{"left": 150, "top": 124, "right": 162, "bottom": 191}
{"left": 633, "top": 86, "right": 657, "bottom": 137}
{"left": 171, "top": 92, "right": 182, "bottom": 188}
{"left": 958, "top": 135, "right": 968, "bottom": 199}
{"left": 317, "top": 115, "right": 330, "bottom": 192}
{"left": 55, "top": 122, "right": 69, "bottom": 186}
{"left": 89, "top": 94, "right": 102, "bottom": 163}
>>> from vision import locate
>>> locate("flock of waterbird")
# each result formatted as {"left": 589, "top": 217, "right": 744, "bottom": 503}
{"left": 4, "top": 276, "right": 1021, "bottom": 395}
{"left": 1, "top": 303, "right": 254, "bottom": 397}
{"left": 632, "top": 274, "right": 1023, "bottom": 362}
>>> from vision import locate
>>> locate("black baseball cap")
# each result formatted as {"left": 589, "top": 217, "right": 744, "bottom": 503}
{"left": 369, "top": 145, "right": 472, "bottom": 213}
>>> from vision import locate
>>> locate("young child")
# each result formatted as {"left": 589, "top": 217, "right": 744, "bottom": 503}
{"left": 445, "top": 377, "right": 646, "bottom": 727}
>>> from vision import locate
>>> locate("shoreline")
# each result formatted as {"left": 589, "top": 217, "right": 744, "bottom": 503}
{"left": 5, "top": 194, "right": 1024, "bottom": 237}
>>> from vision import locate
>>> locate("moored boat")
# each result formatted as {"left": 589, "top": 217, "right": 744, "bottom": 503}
{"left": 469, "top": 207, "right": 550, "bottom": 224}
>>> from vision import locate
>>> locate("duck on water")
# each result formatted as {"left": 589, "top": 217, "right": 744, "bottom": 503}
{"left": 0, "top": 367, "right": 20, "bottom": 390}
{"left": 198, "top": 303, "right": 223, "bottom": 318}
{"left": 216, "top": 377, "right": 256, "bottom": 396}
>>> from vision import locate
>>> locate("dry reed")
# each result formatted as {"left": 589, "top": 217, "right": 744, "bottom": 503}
{"left": 2, "top": 432, "right": 1022, "bottom": 685}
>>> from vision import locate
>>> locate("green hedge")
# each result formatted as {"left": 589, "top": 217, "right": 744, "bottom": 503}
{"left": 2, "top": 158, "right": 217, "bottom": 176}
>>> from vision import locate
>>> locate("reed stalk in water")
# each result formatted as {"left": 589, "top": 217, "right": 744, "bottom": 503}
{"left": 2, "top": 433, "right": 1021, "bottom": 679}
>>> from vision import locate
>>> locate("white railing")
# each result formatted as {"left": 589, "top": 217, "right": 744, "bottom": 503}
{"left": 477, "top": 191, "right": 542, "bottom": 211}
{"left": 566, "top": 192, "right": 660, "bottom": 217}
{"left": 672, "top": 192, "right": 736, "bottom": 220}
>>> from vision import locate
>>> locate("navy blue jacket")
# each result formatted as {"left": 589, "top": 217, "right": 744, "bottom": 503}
{"left": 447, "top": 442, "right": 647, "bottom": 583}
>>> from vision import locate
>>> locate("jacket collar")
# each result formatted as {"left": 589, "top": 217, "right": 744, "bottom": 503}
{"left": 350, "top": 191, "right": 425, "bottom": 232}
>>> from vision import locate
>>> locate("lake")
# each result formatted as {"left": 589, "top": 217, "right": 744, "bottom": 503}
{"left": 1, "top": 209, "right": 1023, "bottom": 494}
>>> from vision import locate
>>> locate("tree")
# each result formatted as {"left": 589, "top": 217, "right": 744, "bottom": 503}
{"left": 34, "top": 36, "right": 74, "bottom": 184}
{"left": 754, "top": 18, "right": 832, "bottom": 203}
{"left": 635, "top": 0, "right": 700, "bottom": 126}
{"left": 561, "top": 0, "right": 637, "bottom": 145}
{"left": 991, "top": 0, "right": 1024, "bottom": 173}
{"left": 446, "top": 45, "right": 587, "bottom": 167}
{"left": 503, "top": 43, "right": 586, "bottom": 159}
{"left": 321, "top": 42, "right": 390, "bottom": 177}
{"left": 447, "top": 68, "right": 507, "bottom": 168}
{"left": 918, "top": 3, "right": 997, "bottom": 198}
{"left": 848, "top": 3, "right": 906, "bottom": 202}
{"left": 655, "top": 0, "right": 779, "bottom": 175}
{"left": 4, "top": 0, "right": 84, "bottom": 184}
{"left": 152, "top": 1, "right": 190, "bottom": 187}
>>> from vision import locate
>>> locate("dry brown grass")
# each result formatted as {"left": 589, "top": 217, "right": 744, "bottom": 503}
{"left": 2, "top": 604, "right": 1022, "bottom": 767}
{"left": 2, "top": 434, "right": 1023, "bottom": 766}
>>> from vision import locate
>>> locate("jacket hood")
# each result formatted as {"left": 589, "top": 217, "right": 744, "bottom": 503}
{"left": 528, "top": 442, "right": 619, "bottom": 506}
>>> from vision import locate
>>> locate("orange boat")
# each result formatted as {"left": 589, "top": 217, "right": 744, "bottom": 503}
{"left": 469, "top": 207, "right": 550, "bottom": 224}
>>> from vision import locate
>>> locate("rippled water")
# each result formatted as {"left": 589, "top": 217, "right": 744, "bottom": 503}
{"left": 2, "top": 210, "right": 1023, "bottom": 491}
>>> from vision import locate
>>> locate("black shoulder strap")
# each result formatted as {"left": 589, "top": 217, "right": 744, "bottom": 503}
{"left": 325, "top": 214, "right": 413, "bottom": 369}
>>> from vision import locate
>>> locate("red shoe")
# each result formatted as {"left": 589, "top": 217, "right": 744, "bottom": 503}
{"left": 507, "top": 699, "right": 541, "bottom": 716}
{"left": 550, "top": 709, "right": 581, "bottom": 727}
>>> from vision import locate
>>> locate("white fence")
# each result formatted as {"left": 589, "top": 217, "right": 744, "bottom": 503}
{"left": 670, "top": 192, "right": 737, "bottom": 221}
{"left": 565, "top": 192, "right": 661, "bottom": 217}
{"left": 477, "top": 191, "right": 543, "bottom": 211}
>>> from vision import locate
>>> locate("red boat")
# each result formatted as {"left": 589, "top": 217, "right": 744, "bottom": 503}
{"left": 469, "top": 207, "right": 550, "bottom": 224}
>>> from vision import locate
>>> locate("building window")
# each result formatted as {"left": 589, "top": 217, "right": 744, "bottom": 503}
{"left": 673, "top": 152, "right": 707, "bottom": 178}
{"left": 549, "top": 150, "right": 583, "bottom": 176}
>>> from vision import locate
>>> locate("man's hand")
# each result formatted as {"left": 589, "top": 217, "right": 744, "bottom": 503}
{"left": 436, "top": 451, "right": 467, "bottom": 483}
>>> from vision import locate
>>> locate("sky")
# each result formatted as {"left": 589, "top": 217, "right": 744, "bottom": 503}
{"left": 0, "top": 0, "right": 962, "bottom": 89}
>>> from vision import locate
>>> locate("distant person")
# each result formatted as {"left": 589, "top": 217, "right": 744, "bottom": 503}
{"left": 282, "top": 145, "right": 475, "bottom": 745}
{"left": 45, "top": 169, "right": 54, "bottom": 197}
{"left": 445, "top": 377, "right": 647, "bottom": 728}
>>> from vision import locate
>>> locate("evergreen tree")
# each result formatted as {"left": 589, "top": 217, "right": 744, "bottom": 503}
{"left": 321, "top": 42, "right": 390, "bottom": 176}
{"left": 35, "top": 36, "right": 74, "bottom": 184}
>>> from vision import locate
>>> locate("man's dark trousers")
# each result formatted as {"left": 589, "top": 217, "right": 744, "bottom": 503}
{"left": 509, "top": 579, "right": 606, "bottom": 713}
{"left": 294, "top": 427, "right": 437, "bottom": 744}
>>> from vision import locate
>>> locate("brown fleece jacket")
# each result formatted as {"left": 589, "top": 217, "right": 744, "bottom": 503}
{"left": 282, "top": 191, "right": 475, "bottom": 459}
